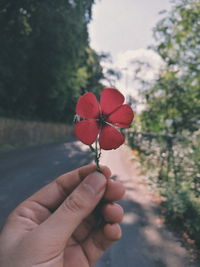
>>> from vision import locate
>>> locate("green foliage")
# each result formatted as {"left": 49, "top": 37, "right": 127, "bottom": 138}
{"left": 163, "top": 189, "right": 200, "bottom": 247}
{"left": 0, "top": 0, "right": 103, "bottom": 123}
{"left": 128, "top": 0, "right": 200, "bottom": 249}
{"left": 141, "top": 0, "right": 200, "bottom": 134}
{"left": 127, "top": 130, "right": 200, "bottom": 248}
{"left": 127, "top": 131, "right": 200, "bottom": 196}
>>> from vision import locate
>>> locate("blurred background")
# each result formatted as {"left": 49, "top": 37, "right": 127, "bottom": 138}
{"left": 0, "top": 0, "right": 200, "bottom": 261}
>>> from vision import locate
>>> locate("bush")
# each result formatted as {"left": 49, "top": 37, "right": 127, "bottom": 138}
{"left": 163, "top": 189, "right": 200, "bottom": 247}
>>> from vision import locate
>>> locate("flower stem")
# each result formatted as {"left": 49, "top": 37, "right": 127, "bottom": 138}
{"left": 89, "top": 140, "right": 102, "bottom": 173}
{"left": 95, "top": 139, "right": 102, "bottom": 172}
{"left": 89, "top": 141, "right": 104, "bottom": 227}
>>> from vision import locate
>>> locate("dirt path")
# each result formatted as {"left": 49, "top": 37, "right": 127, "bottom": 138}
{"left": 95, "top": 145, "right": 198, "bottom": 267}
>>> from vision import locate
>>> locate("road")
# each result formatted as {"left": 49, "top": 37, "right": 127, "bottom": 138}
{"left": 0, "top": 140, "right": 93, "bottom": 227}
{"left": 0, "top": 141, "right": 198, "bottom": 266}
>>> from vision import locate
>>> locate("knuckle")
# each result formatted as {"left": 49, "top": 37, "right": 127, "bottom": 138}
{"left": 64, "top": 193, "right": 85, "bottom": 213}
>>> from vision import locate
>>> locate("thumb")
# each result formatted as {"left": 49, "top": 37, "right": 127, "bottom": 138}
{"left": 36, "top": 171, "right": 106, "bottom": 245}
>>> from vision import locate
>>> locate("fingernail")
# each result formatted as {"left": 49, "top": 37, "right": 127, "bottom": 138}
{"left": 83, "top": 172, "right": 106, "bottom": 195}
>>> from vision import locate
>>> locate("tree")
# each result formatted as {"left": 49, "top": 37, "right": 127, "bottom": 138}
{"left": 0, "top": 0, "right": 103, "bottom": 123}
{"left": 141, "top": 0, "right": 200, "bottom": 134}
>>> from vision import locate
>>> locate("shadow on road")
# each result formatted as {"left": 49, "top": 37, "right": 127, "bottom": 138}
{"left": 0, "top": 140, "right": 93, "bottom": 228}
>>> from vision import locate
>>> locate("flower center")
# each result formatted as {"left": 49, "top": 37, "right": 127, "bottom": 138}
{"left": 98, "top": 113, "right": 108, "bottom": 126}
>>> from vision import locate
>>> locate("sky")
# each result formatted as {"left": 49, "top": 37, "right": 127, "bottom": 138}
{"left": 89, "top": 0, "right": 171, "bottom": 59}
{"left": 88, "top": 0, "right": 172, "bottom": 108}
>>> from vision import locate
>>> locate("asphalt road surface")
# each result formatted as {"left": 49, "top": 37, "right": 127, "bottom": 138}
{"left": 0, "top": 141, "right": 199, "bottom": 267}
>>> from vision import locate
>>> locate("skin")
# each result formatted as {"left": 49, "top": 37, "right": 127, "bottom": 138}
{"left": 0, "top": 164, "right": 125, "bottom": 267}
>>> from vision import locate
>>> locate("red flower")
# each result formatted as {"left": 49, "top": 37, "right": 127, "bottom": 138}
{"left": 74, "top": 88, "right": 134, "bottom": 150}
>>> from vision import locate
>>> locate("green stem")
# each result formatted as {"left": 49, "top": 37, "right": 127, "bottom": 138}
{"left": 89, "top": 141, "right": 102, "bottom": 173}
{"left": 90, "top": 141, "right": 104, "bottom": 227}
{"left": 95, "top": 139, "right": 102, "bottom": 172}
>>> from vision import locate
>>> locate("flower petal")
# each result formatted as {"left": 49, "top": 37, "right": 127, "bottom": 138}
{"left": 108, "top": 104, "right": 134, "bottom": 128}
{"left": 76, "top": 92, "right": 100, "bottom": 119}
{"left": 74, "top": 120, "right": 100, "bottom": 145}
{"left": 99, "top": 125, "right": 125, "bottom": 150}
{"left": 100, "top": 88, "right": 124, "bottom": 115}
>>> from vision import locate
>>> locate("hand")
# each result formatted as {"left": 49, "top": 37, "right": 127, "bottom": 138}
{"left": 0, "top": 164, "right": 125, "bottom": 267}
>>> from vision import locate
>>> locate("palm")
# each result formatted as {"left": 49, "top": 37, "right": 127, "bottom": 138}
{"left": 3, "top": 204, "right": 107, "bottom": 267}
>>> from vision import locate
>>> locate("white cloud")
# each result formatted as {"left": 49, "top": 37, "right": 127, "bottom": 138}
{"left": 116, "top": 48, "right": 163, "bottom": 84}
{"left": 116, "top": 49, "right": 163, "bottom": 68}
{"left": 101, "top": 48, "right": 164, "bottom": 113}
{"left": 102, "top": 48, "right": 163, "bottom": 94}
